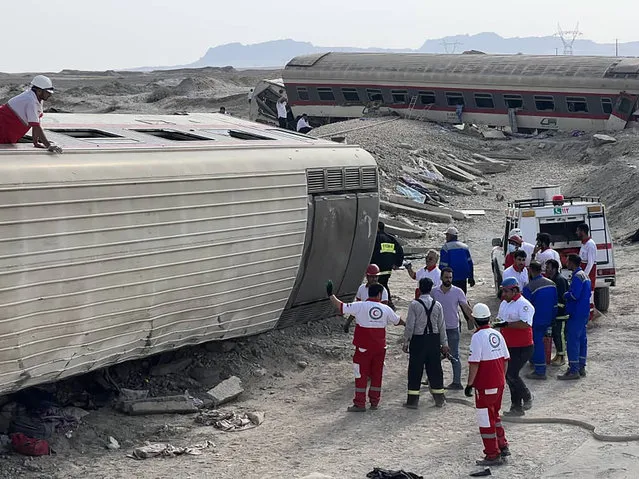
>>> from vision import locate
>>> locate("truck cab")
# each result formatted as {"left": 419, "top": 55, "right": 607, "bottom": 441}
{"left": 491, "top": 186, "right": 615, "bottom": 311}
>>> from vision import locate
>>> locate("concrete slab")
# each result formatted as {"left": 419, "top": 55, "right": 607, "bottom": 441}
{"left": 207, "top": 376, "right": 244, "bottom": 406}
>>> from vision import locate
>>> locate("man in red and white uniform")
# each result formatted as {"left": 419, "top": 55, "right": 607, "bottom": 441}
{"left": 503, "top": 250, "right": 529, "bottom": 290}
{"left": 494, "top": 277, "right": 535, "bottom": 417}
{"left": 328, "top": 282, "right": 404, "bottom": 411}
{"left": 405, "top": 249, "right": 442, "bottom": 299}
{"left": 466, "top": 303, "right": 510, "bottom": 467}
{"left": 343, "top": 264, "right": 389, "bottom": 333}
{"left": 577, "top": 223, "right": 597, "bottom": 320}
{"left": 0, "top": 75, "right": 62, "bottom": 153}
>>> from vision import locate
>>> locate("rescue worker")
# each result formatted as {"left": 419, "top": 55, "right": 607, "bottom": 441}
{"left": 405, "top": 249, "right": 442, "bottom": 299}
{"left": 343, "top": 264, "right": 389, "bottom": 333}
{"left": 504, "top": 229, "right": 534, "bottom": 268}
{"left": 439, "top": 226, "right": 475, "bottom": 294}
{"left": 522, "top": 261, "right": 558, "bottom": 380}
{"left": 0, "top": 75, "right": 62, "bottom": 153}
{"left": 503, "top": 250, "right": 529, "bottom": 290}
{"left": 403, "top": 278, "right": 448, "bottom": 408}
{"left": 276, "top": 92, "right": 288, "bottom": 129}
{"left": 546, "top": 259, "right": 569, "bottom": 366}
{"left": 296, "top": 113, "right": 313, "bottom": 134}
{"left": 432, "top": 267, "right": 474, "bottom": 390}
{"left": 371, "top": 221, "right": 404, "bottom": 310}
{"left": 327, "top": 281, "right": 404, "bottom": 411}
{"left": 558, "top": 254, "right": 591, "bottom": 380}
{"left": 531, "top": 233, "right": 560, "bottom": 272}
{"left": 465, "top": 303, "right": 510, "bottom": 467}
{"left": 576, "top": 223, "right": 597, "bottom": 321}
{"left": 494, "top": 277, "right": 535, "bottom": 416}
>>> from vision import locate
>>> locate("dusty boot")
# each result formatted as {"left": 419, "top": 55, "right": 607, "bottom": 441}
{"left": 557, "top": 370, "right": 580, "bottom": 380}
{"left": 476, "top": 456, "right": 504, "bottom": 466}
{"left": 433, "top": 393, "right": 446, "bottom": 408}
{"left": 346, "top": 405, "right": 366, "bottom": 412}
{"left": 403, "top": 394, "right": 419, "bottom": 409}
{"left": 551, "top": 355, "right": 565, "bottom": 366}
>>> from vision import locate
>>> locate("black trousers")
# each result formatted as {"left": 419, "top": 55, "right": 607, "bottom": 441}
{"left": 378, "top": 274, "right": 392, "bottom": 301}
{"left": 298, "top": 127, "right": 312, "bottom": 134}
{"left": 506, "top": 345, "right": 533, "bottom": 409}
{"left": 552, "top": 319, "right": 567, "bottom": 354}
{"left": 407, "top": 334, "right": 444, "bottom": 405}
{"left": 452, "top": 279, "right": 467, "bottom": 295}
{"left": 278, "top": 117, "right": 287, "bottom": 128}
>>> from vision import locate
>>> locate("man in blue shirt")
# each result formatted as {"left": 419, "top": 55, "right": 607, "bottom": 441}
{"left": 439, "top": 226, "right": 475, "bottom": 294}
{"left": 558, "top": 254, "right": 591, "bottom": 380}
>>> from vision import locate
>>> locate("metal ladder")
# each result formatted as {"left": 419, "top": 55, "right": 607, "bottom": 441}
{"left": 406, "top": 96, "right": 418, "bottom": 120}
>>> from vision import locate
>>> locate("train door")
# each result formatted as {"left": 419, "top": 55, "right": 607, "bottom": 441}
{"left": 605, "top": 93, "right": 638, "bottom": 130}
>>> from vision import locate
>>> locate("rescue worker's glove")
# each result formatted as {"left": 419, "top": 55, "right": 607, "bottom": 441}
{"left": 326, "top": 280, "right": 333, "bottom": 297}
{"left": 464, "top": 385, "right": 473, "bottom": 397}
{"left": 468, "top": 278, "right": 476, "bottom": 287}
{"left": 493, "top": 321, "right": 508, "bottom": 328}
{"left": 47, "top": 144, "right": 63, "bottom": 154}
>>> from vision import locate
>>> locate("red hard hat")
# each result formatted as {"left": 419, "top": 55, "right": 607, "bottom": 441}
{"left": 366, "top": 264, "right": 380, "bottom": 276}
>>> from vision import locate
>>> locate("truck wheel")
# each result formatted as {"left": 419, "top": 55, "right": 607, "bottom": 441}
{"left": 594, "top": 288, "right": 610, "bottom": 312}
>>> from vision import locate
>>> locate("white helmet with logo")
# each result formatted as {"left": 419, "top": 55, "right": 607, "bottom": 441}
{"left": 31, "top": 75, "right": 54, "bottom": 92}
{"left": 472, "top": 303, "right": 491, "bottom": 320}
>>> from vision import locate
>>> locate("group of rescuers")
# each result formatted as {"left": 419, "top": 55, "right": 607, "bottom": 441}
{"left": 327, "top": 221, "right": 595, "bottom": 467}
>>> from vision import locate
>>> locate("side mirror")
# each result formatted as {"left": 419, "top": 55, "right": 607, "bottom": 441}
{"left": 492, "top": 238, "right": 503, "bottom": 247}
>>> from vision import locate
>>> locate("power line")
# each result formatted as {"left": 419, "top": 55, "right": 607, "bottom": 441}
{"left": 555, "top": 23, "right": 582, "bottom": 55}
{"left": 440, "top": 40, "right": 463, "bottom": 54}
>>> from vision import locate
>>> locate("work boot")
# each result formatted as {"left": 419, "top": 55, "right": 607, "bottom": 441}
{"left": 523, "top": 396, "right": 533, "bottom": 411}
{"left": 475, "top": 456, "right": 504, "bottom": 466}
{"left": 403, "top": 395, "right": 419, "bottom": 409}
{"left": 579, "top": 367, "right": 587, "bottom": 377}
{"left": 500, "top": 446, "right": 511, "bottom": 458}
{"left": 346, "top": 405, "right": 366, "bottom": 412}
{"left": 503, "top": 406, "right": 524, "bottom": 417}
{"left": 557, "top": 370, "right": 581, "bottom": 380}
{"left": 447, "top": 382, "right": 464, "bottom": 390}
{"left": 526, "top": 372, "right": 547, "bottom": 380}
{"left": 433, "top": 393, "right": 446, "bottom": 408}
{"left": 551, "top": 355, "right": 566, "bottom": 366}
{"left": 369, "top": 403, "right": 379, "bottom": 410}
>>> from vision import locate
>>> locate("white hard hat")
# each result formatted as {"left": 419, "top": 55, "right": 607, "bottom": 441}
{"left": 31, "top": 75, "right": 54, "bottom": 92}
{"left": 445, "top": 226, "right": 459, "bottom": 236}
{"left": 472, "top": 303, "right": 491, "bottom": 320}
{"left": 508, "top": 228, "right": 522, "bottom": 238}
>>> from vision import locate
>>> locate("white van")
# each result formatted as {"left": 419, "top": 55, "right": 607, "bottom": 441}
{"left": 491, "top": 186, "right": 615, "bottom": 310}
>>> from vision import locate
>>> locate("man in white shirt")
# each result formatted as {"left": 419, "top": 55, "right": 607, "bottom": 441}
{"left": 508, "top": 229, "right": 534, "bottom": 266}
{"left": 503, "top": 250, "right": 529, "bottom": 290}
{"left": 0, "top": 75, "right": 61, "bottom": 153}
{"left": 532, "top": 233, "right": 561, "bottom": 272}
{"left": 406, "top": 249, "right": 442, "bottom": 299}
{"left": 276, "top": 91, "right": 288, "bottom": 129}
{"left": 296, "top": 114, "right": 312, "bottom": 134}
{"left": 577, "top": 223, "right": 597, "bottom": 320}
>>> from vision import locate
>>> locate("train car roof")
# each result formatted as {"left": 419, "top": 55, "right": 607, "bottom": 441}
{"left": 0, "top": 113, "right": 340, "bottom": 153}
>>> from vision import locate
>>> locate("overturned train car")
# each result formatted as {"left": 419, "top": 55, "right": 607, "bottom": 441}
{"left": 282, "top": 52, "right": 639, "bottom": 132}
{"left": 0, "top": 113, "right": 379, "bottom": 395}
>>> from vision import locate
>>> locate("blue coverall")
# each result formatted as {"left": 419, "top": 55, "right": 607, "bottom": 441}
{"left": 523, "top": 275, "right": 558, "bottom": 375}
{"left": 564, "top": 268, "right": 592, "bottom": 374}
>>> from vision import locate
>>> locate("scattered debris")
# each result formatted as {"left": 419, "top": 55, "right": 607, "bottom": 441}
{"left": 207, "top": 376, "right": 244, "bottom": 407}
{"left": 457, "top": 209, "right": 486, "bottom": 216}
{"left": 118, "top": 392, "right": 201, "bottom": 415}
{"left": 593, "top": 134, "right": 617, "bottom": 146}
{"left": 195, "top": 410, "right": 265, "bottom": 431}
{"left": 380, "top": 200, "right": 452, "bottom": 224}
{"left": 106, "top": 436, "right": 120, "bottom": 450}
{"left": 119, "top": 388, "right": 150, "bottom": 401}
{"left": 481, "top": 130, "right": 508, "bottom": 140}
{"left": 253, "top": 367, "right": 268, "bottom": 377}
{"left": 388, "top": 195, "right": 467, "bottom": 221}
{"left": 128, "top": 440, "right": 214, "bottom": 460}
{"left": 366, "top": 467, "right": 423, "bottom": 479}
{"left": 297, "top": 361, "right": 309, "bottom": 369}
{"left": 150, "top": 358, "right": 193, "bottom": 377}
{"left": 384, "top": 224, "right": 426, "bottom": 239}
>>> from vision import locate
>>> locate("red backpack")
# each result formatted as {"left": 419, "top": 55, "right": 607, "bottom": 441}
{"left": 10, "top": 433, "right": 51, "bottom": 456}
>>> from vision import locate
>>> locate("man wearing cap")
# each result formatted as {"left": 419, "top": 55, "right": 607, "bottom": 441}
{"left": 343, "top": 264, "right": 389, "bottom": 332}
{"left": 465, "top": 303, "right": 511, "bottom": 467}
{"left": 503, "top": 250, "right": 529, "bottom": 290}
{"left": 494, "top": 277, "right": 535, "bottom": 416}
{"left": 0, "top": 75, "right": 62, "bottom": 153}
{"left": 405, "top": 249, "right": 441, "bottom": 299}
{"left": 522, "top": 261, "right": 558, "bottom": 380}
{"left": 371, "top": 221, "right": 404, "bottom": 310}
{"left": 439, "top": 226, "right": 475, "bottom": 294}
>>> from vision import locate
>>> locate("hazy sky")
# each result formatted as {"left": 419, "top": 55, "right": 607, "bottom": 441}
{"left": 2, "top": 0, "right": 636, "bottom": 72}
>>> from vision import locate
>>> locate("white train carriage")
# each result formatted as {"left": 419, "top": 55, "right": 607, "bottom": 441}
{"left": 0, "top": 113, "right": 379, "bottom": 395}
{"left": 282, "top": 52, "right": 639, "bottom": 132}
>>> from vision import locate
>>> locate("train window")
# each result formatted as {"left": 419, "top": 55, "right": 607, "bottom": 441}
{"left": 418, "top": 91, "right": 436, "bottom": 105}
{"left": 342, "top": 88, "right": 361, "bottom": 102}
{"left": 504, "top": 94, "right": 524, "bottom": 109}
{"left": 391, "top": 90, "right": 408, "bottom": 104}
{"left": 366, "top": 89, "right": 384, "bottom": 102}
{"left": 617, "top": 97, "right": 633, "bottom": 115}
{"left": 601, "top": 98, "right": 613, "bottom": 114}
{"left": 317, "top": 88, "right": 335, "bottom": 101}
{"left": 445, "top": 92, "right": 464, "bottom": 106}
{"left": 534, "top": 95, "right": 555, "bottom": 112}
{"left": 297, "top": 87, "right": 309, "bottom": 101}
{"left": 48, "top": 129, "right": 123, "bottom": 139}
{"left": 474, "top": 93, "right": 495, "bottom": 109}
{"left": 131, "top": 129, "right": 212, "bottom": 141}
{"left": 566, "top": 97, "right": 588, "bottom": 113}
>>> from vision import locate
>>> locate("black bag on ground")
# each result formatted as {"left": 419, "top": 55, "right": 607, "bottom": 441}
{"left": 366, "top": 468, "right": 423, "bottom": 479}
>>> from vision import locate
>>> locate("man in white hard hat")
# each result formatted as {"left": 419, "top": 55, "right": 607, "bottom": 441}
{"left": 0, "top": 75, "right": 62, "bottom": 153}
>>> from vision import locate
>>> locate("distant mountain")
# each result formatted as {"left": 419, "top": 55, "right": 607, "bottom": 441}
{"left": 135, "top": 34, "right": 639, "bottom": 71}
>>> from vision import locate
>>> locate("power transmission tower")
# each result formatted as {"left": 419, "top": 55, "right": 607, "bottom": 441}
{"left": 555, "top": 23, "right": 582, "bottom": 55}
{"left": 440, "top": 40, "right": 463, "bottom": 54}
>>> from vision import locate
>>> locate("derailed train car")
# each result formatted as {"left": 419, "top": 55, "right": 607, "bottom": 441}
{"left": 0, "top": 113, "right": 379, "bottom": 395}
{"left": 282, "top": 52, "right": 639, "bottom": 132}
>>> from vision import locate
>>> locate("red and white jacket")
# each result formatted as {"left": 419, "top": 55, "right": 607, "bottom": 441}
{"left": 469, "top": 325, "right": 510, "bottom": 390}
{"left": 497, "top": 294, "right": 534, "bottom": 348}
{"left": 341, "top": 299, "right": 400, "bottom": 351}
